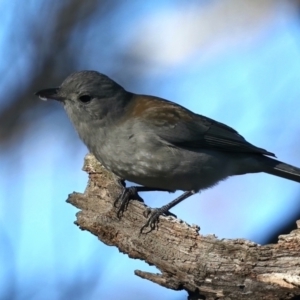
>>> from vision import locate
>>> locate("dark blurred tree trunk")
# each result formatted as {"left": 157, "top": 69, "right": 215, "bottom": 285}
{"left": 0, "top": 0, "right": 117, "bottom": 147}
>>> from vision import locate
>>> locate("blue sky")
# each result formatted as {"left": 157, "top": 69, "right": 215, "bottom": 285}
{"left": 1, "top": 1, "right": 300, "bottom": 299}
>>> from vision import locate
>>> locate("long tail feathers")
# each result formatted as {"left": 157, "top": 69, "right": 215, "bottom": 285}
{"left": 260, "top": 157, "right": 300, "bottom": 183}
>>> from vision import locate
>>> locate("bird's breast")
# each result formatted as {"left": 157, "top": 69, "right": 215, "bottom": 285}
{"left": 75, "top": 122, "right": 235, "bottom": 191}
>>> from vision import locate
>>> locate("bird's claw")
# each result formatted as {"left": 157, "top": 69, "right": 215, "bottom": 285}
{"left": 140, "top": 207, "right": 177, "bottom": 233}
{"left": 114, "top": 186, "right": 178, "bottom": 233}
{"left": 114, "top": 187, "right": 143, "bottom": 218}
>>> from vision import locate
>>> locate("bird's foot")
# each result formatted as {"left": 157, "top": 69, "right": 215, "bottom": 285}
{"left": 114, "top": 186, "right": 172, "bottom": 218}
{"left": 140, "top": 190, "right": 196, "bottom": 233}
{"left": 140, "top": 206, "right": 177, "bottom": 233}
{"left": 114, "top": 186, "right": 143, "bottom": 218}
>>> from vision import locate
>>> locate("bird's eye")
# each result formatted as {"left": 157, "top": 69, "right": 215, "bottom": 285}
{"left": 79, "top": 95, "right": 92, "bottom": 103}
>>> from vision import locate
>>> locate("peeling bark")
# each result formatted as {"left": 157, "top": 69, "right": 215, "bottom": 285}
{"left": 67, "top": 154, "right": 300, "bottom": 300}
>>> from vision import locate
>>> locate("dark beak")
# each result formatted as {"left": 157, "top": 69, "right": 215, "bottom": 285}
{"left": 35, "top": 88, "right": 64, "bottom": 102}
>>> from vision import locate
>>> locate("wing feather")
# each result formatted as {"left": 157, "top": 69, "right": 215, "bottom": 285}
{"left": 128, "top": 95, "right": 275, "bottom": 157}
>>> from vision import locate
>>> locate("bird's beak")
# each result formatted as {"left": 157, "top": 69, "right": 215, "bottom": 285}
{"left": 35, "top": 88, "right": 64, "bottom": 102}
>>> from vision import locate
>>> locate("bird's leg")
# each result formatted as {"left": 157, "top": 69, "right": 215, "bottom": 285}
{"left": 114, "top": 186, "right": 171, "bottom": 218}
{"left": 140, "top": 190, "right": 196, "bottom": 233}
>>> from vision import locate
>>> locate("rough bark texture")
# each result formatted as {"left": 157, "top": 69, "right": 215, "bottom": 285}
{"left": 67, "top": 154, "right": 300, "bottom": 300}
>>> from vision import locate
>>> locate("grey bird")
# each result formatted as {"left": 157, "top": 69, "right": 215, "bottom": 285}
{"left": 35, "top": 70, "right": 300, "bottom": 231}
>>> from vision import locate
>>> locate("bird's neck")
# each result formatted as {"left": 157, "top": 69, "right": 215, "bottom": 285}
{"left": 69, "top": 91, "right": 133, "bottom": 159}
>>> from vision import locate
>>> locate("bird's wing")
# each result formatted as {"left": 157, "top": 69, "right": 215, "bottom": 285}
{"left": 128, "top": 95, "right": 275, "bottom": 157}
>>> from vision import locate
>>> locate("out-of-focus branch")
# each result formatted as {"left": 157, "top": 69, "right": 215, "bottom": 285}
{"left": 0, "top": 0, "right": 113, "bottom": 146}
{"left": 68, "top": 154, "right": 300, "bottom": 300}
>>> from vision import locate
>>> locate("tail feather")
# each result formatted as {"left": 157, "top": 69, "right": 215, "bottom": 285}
{"left": 259, "top": 156, "right": 300, "bottom": 183}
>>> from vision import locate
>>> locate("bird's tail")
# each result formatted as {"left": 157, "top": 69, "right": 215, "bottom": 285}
{"left": 259, "top": 156, "right": 300, "bottom": 183}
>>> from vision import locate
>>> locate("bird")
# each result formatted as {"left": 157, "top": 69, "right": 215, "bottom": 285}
{"left": 35, "top": 70, "right": 300, "bottom": 232}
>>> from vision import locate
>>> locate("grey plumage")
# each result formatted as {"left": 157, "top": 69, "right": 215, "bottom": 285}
{"left": 35, "top": 70, "right": 300, "bottom": 229}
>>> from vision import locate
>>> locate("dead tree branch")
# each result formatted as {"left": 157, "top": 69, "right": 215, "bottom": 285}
{"left": 67, "top": 154, "right": 300, "bottom": 300}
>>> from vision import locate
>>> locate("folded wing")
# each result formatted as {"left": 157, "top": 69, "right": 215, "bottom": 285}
{"left": 131, "top": 95, "right": 275, "bottom": 157}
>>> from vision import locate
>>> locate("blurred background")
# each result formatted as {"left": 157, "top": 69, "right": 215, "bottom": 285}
{"left": 1, "top": 0, "right": 300, "bottom": 299}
